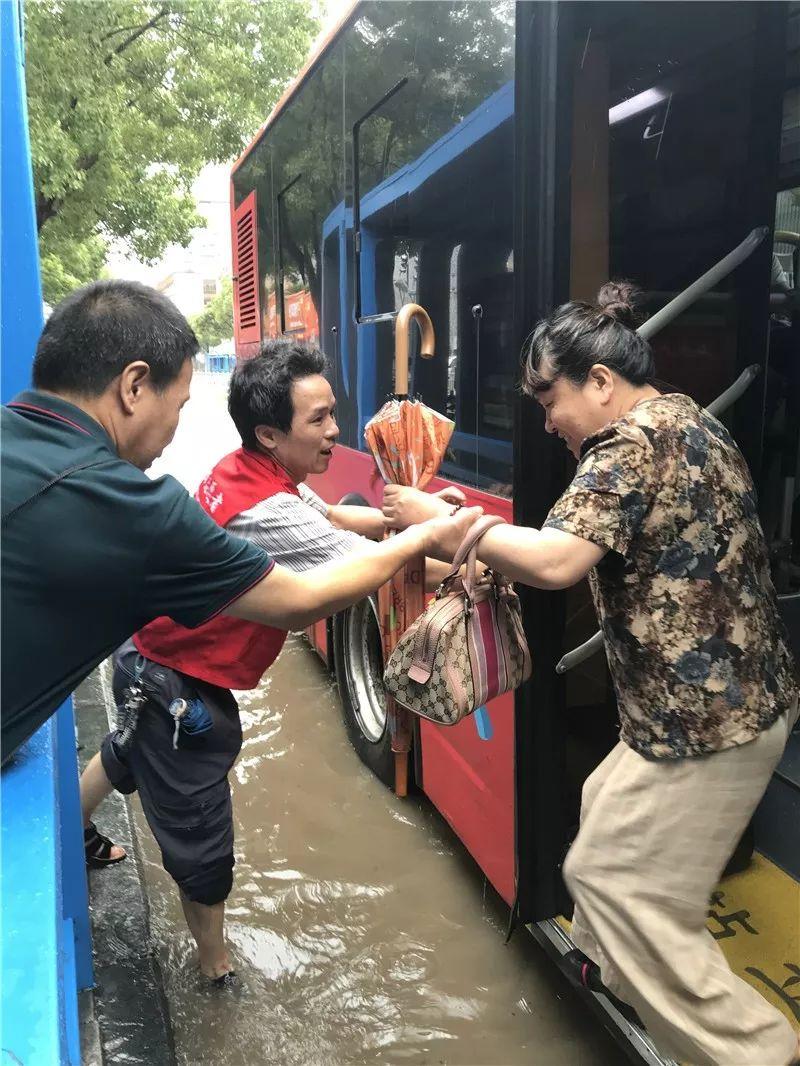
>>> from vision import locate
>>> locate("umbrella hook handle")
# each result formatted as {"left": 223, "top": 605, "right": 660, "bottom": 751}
{"left": 395, "top": 303, "right": 435, "bottom": 396}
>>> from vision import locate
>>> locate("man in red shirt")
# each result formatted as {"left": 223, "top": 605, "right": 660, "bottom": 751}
{"left": 81, "top": 340, "right": 463, "bottom": 984}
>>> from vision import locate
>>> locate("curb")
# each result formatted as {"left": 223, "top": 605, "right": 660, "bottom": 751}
{"left": 75, "top": 664, "right": 176, "bottom": 1066}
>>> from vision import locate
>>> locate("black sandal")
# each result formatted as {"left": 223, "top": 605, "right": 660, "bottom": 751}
{"left": 84, "top": 821, "right": 126, "bottom": 868}
{"left": 558, "top": 949, "right": 642, "bottom": 1027}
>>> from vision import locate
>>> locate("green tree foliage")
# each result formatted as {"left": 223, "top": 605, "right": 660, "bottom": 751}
{"left": 40, "top": 234, "right": 110, "bottom": 306}
{"left": 26, "top": 0, "right": 318, "bottom": 303}
{"left": 235, "top": 0, "right": 514, "bottom": 316}
{"left": 189, "top": 275, "right": 233, "bottom": 350}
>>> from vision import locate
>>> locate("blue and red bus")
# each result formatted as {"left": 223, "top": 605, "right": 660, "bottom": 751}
{"left": 230, "top": 3, "right": 800, "bottom": 1059}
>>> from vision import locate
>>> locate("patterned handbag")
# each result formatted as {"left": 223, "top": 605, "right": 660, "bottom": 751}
{"left": 383, "top": 515, "right": 531, "bottom": 725}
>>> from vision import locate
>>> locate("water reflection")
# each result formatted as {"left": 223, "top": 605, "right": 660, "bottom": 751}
{"left": 129, "top": 637, "right": 619, "bottom": 1065}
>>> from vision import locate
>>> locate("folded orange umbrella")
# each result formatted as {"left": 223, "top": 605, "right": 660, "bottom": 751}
{"left": 364, "top": 304, "right": 454, "bottom": 796}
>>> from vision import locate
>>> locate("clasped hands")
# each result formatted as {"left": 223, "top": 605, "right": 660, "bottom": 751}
{"left": 383, "top": 484, "right": 474, "bottom": 562}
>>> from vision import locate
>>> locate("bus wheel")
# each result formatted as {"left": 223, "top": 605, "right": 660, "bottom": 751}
{"left": 333, "top": 595, "right": 394, "bottom": 789}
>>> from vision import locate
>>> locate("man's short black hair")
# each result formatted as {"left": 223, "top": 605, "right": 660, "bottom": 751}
{"left": 32, "top": 280, "right": 199, "bottom": 396}
{"left": 228, "top": 339, "right": 327, "bottom": 449}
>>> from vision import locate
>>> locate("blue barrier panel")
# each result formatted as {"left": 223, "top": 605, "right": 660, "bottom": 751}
{"left": 0, "top": 704, "right": 91, "bottom": 1065}
{"left": 1, "top": 0, "right": 94, "bottom": 1061}
{"left": 1, "top": 722, "right": 62, "bottom": 1062}
{"left": 204, "top": 353, "right": 235, "bottom": 373}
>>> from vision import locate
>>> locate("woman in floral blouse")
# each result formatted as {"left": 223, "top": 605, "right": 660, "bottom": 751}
{"left": 384, "top": 283, "right": 799, "bottom": 1066}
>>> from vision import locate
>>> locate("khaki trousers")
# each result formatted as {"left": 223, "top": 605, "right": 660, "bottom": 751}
{"left": 564, "top": 702, "right": 799, "bottom": 1066}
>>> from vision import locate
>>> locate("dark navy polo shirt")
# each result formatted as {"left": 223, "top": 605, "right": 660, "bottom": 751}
{"left": 1, "top": 390, "right": 274, "bottom": 763}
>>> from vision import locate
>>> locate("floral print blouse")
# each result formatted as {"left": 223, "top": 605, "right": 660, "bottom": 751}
{"left": 545, "top": 393, "right": 796, "bottom": 759}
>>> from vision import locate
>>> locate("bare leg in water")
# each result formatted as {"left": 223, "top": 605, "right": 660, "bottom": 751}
{"left": 179, "top": 893, "right": 232, "bottom": 980}
{"left": 83, "top": 753, "right": 231, "bottom": 979}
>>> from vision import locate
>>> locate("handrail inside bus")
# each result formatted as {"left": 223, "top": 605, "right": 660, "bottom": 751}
{"left": 705, "top": 362, "right": 762, "bottom": 418}
{"left": 638, "top": 227, "right": 768, "bottom": 340}
{"left": 554, "top": 226, "right": 771, "bottom": 676}
{"left": 352, "top": 77, "right": 409, "bottom": 323}
{"left": 276, "top": 172, "right": 303, "bottom": 334}
{"left": 357, "top": 310, "right": 400, "bottom": 326}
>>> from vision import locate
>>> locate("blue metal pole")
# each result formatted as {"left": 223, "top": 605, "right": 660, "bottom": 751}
{"left": 1, "top": 0, "right": 41, "bottom": 397}
{"left": 1, "top": 1, "right": 94, "bottom": 1061}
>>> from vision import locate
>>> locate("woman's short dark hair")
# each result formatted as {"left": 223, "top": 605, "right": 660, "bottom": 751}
{"left": 521, "top": 281, "right": 655, "bottom": 394}
{"left": 32, "top": 280, "right": 199, "bottom": 395}
{"left": 228, "top": 339, "right": 328, "bottom": 449}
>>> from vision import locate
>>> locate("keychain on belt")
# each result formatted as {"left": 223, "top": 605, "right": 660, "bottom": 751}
{"left": 168, "top": 697, "right": 213, "bottom": 749}
{"left": 113, "top": 655, "right": 147, "bottom": 755}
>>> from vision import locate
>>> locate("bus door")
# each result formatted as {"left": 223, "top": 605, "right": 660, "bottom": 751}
{"left": 753, "top": 40, "right": 800, "bottom": 918}
{"left": 515, "top": 0, "right": 800, "bottom": 1038}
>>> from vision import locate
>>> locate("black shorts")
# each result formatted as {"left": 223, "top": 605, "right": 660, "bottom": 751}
{"left": 101, "top": 639, "right": 242, "bottom": 906}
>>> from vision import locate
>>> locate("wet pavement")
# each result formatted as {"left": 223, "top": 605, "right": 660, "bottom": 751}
{"left": 104, "top": 371, "right": 623, "bottom": 1065}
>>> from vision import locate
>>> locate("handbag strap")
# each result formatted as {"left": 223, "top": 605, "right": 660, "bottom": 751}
{"left": 441, "top": 514, "right": 506, "bottom": 597}
{"left": 451, "top": 514, "right": 505, "bottom": 570}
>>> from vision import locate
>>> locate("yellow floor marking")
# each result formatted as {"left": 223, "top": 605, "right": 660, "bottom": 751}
{"left": 713, "top": 853, "right": 800, "bottom": 1032}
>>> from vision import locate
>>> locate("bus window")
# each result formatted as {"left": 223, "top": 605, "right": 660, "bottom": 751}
{"left": 232, "top": 39, "right": 346, "bottom": 415}
{"left": 346, "top": 1, "right": 516, "bottom": 490}
{"left": 348, "top": 2, "right": 515, "bottom": 207}
{"left": 433, "top": 241, "right": 515, "bottom": 491}
{"left": 276, "top": 175, "right": 320, "bottom": 345}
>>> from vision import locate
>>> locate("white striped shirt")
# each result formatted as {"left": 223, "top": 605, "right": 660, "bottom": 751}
{"left": 226, "top": 483, "right": 366, "bottom": 573}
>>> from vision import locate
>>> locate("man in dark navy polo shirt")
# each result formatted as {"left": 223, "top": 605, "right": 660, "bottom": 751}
{"left": 1, "top": 280, "right": 479, "bottom": 764}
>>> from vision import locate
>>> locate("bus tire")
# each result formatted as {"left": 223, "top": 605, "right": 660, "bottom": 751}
{"left": 330, "top": 492, "right": 395, "bottom": 785}
{"left": 333, "top": 596, "right": 395, "bottom": 789}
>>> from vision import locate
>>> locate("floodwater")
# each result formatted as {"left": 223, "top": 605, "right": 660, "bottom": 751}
{"left": 129, "top": 371, "right": 620, "bottom": 1065}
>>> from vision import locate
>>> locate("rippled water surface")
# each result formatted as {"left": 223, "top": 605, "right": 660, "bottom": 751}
{"left": 130, "top": 374, "right": 620, "bottom": 1065}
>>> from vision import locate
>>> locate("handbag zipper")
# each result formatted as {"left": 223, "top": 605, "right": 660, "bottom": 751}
{"left": 409, "top": 584, "right": 495, "bottom": 682}
{"left": 408, "top": 595, "right": 466, "bottom": 682}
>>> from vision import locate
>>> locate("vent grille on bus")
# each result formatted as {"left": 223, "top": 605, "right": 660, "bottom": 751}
{"left": 233, "top": 190, "right": 261, "bottom": 349}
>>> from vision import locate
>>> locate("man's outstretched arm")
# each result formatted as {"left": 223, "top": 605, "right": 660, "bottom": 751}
{"left": 225, "top": 506, "right": 482, "bottom": 630}
{"left": 327, "top": 486, "right": 467, "bottom": 542}
{"left": 326, "top": 502, "right": 385, "bottom": 539}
